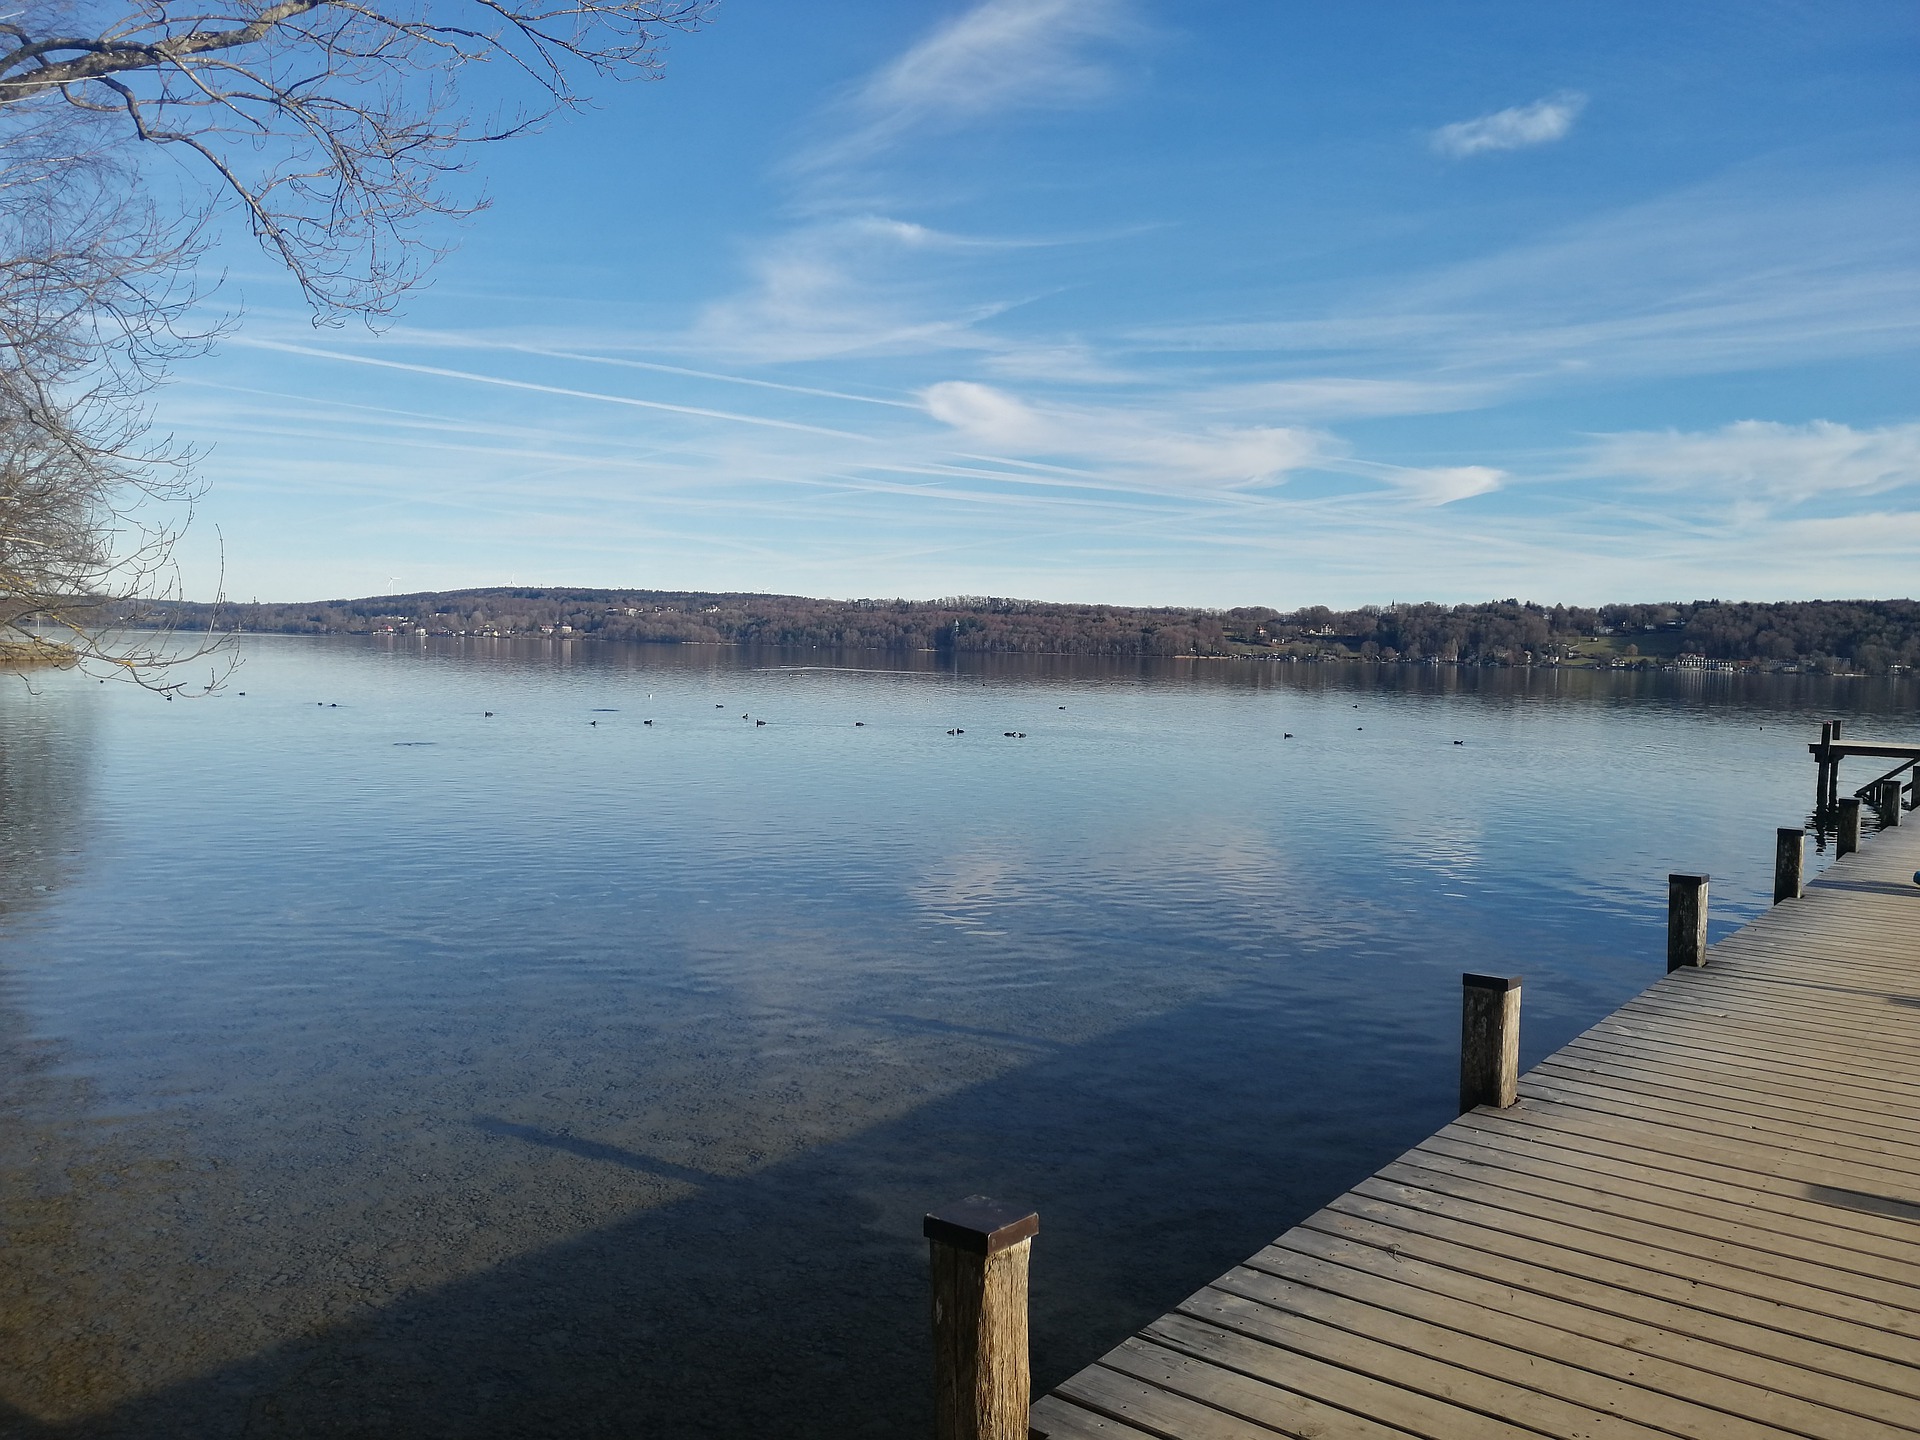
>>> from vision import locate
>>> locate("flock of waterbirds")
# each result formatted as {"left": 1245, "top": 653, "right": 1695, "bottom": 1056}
{"left": 270, "top": 692, "right": 1468, "bottom": 746}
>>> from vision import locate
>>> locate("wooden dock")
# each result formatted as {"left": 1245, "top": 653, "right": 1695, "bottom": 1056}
{"left": 1028, "top": 815, "right": 1920, "bottom": 1439}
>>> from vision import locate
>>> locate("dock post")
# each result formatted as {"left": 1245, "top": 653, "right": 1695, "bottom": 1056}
{"left": 1829, "top": 722, "right": 1845, "bottom": 809}
{"left": 1837, "top": 797, "right": 1862, "bottom": 857}
{"left": 1667, "top": 874, "right": 1709, "bottom": 970}
{"left": 1459, "top": 974, "right": 1521, "bottom": 1113}
{"left": 925, "top": 1196, "right": 1038, "bottom": 1440}
{"left": 1882, "top": 778, "right": 1904, "bottom": 826}
{"left": 1817, "top": 723, "right": 1834, "bottom": 813}
{"left": 1773, "top": 829, "right": 1804, "bottom": 904}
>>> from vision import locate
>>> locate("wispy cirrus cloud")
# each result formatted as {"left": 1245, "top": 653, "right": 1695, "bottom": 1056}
{"left": 711, "top": 0, "right": 1144, "bottom": 363}
{"left": 1430, "top": 91, "right": 1587, "bottom": 159}
{"left": 1135, "top": 168, "right": 1920, "bottom": 396}
{"left": 1588, "top": 420, "right": 1920, "bottom": 506}
{"left": 1368, "top": 464, "right": 1506, "bottom": 507}
{"left": 236, "top": 338, "right": 877, "bottom": 439}
{"left": 688, "top": 217, "right": 1033, "bottom": 363}
{"left": 802, "top": 0, "right": 1137, "bottom": 171}
{"left": 1198, "top": 377, "right": 1499, "bottom": 421}
{"left": 921, "top": 379, "right": 1325, "bottom": 492}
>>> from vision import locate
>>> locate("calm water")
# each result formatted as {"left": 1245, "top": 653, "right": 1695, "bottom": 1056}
{"left": 2, "top": 638, "right": 1914, "bottom": 1437}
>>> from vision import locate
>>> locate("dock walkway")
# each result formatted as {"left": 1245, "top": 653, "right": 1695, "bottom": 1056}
{"left": 1031, "top": 820, "right": 1920, "bottom": 1439}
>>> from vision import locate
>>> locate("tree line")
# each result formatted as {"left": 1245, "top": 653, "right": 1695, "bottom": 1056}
{"left": 148, "top": 589, "right": 1920, "bottom": 673}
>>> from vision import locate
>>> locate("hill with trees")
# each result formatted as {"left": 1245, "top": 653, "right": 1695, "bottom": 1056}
{"left": 144, "top": 589, "right": 1920, "bottom": 674}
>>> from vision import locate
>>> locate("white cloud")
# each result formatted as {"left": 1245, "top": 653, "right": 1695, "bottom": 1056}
{"left": 921, "top": 379, "right": 1324, "bottom": 491}
{"left": 980, "top": 342, "right": 1142, "bottom": 385}
{"left": 1430, "top": 92, "right": 1587, "bottom": 159}
{"left": 1380, "top": 464, "right": 1506, "bottom": 507}
{"left": 1589, "top": 420, "right": 1920, "bottom": 505}
{"left": 690, "top": 219, "right": 1016, "bottom": 363}
{"left": 813, "top": 0, "right": 1134, "bottom": 168}
{"left": 1201, "top": 377, "right": 1497, "bottom": 420}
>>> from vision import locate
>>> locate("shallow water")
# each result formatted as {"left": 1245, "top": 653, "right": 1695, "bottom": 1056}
{"left": 1, "top": 638, "right": 1912, "bottom": 1437}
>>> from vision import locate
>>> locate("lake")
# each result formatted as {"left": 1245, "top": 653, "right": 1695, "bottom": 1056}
{"left": 1, "top": 636, "right": 1912, "bottom": 1438}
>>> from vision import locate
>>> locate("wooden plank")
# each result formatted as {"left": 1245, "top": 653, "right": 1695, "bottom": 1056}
{"left": 1052, "top": 1358, "right": 1299, "bottom": 1439}
{"left": 1351, "top": 1171, "right": 1920, "bottom": 1339}
{"left": 1080, "top": 1337, "right": 1419, "bottom": 1439}
{"left": 1146, "top": 1306, "right": 1632, "bottom": 1440}
{"left": 1614, "top": 988, "right": 1920, "bottom": 1052}
{"left": 1554, "top": 1032, "right": 1920, "bottom": 1120}
{"left": 1468, "top": 1093, "right": 1920, "bottom": 1195}
{"left": 1546, "top": 1039, "right": 1920, "bottom": 1134}
{"left": 1407, "top": 1131, "right": 1920, "bottom": 1284}
{"left": 1534, "top": 1045, "right": 1920, "bottom": 1144}
{"left": 1313, "top": 1192, "right": 1920, "bottom": 1382}
{"left": 1528, "top": 1054, "right": 1920, "bottom": 1159}
{"left": 1463, "top": 1103, "right": 1920, "bottom": 1249}
{"left": 1028, "top": 1395, "right": 1166, "bottom": 1440}
{"left": 1604, "top": 994, "right": 1920, "bottom": 1062}
{"left": 1445, "top": 1112, "right": 1920, "bottom": 1256}
{"left": 1562, "top": 1019, "right": 1920, "bottom": 1106}
{"left": 1376, "top": 1151, "right": 1920, "bottom": 1317}
{"left": 1509, "top": 1079, "right": 1920, "bottom": 1194}
{"left": 1259, "top": 1226, "right": 1920, "bottom": 1431}
{"left": 1636, "top": 968, "right": 1920, "bottom": 1023}
{"left": 1222, "top": 1249, "right": 1914, "bottom": 1439}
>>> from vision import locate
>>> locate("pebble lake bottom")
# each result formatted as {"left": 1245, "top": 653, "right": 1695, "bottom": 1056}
{"left": 1, "top": 636, "right": 1913, "bottom": 1438}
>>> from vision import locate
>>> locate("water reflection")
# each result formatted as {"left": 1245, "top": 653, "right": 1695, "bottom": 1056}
{"left": 0, "top": 640, "right": 1914, "bottom": 1436}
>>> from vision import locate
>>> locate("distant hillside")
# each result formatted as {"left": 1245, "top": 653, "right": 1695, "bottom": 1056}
{"left": 140, "top": 589, "right": 1920, "bottom": 673}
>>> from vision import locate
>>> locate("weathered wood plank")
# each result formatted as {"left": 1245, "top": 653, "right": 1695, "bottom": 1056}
{"left": 1461, "top": 1107, "right": 1920, "bottom": 1243}
{"left": 1525, "top": 1058, "right": 1920, "bottom": 1162}
{"left": 1314, "top": 1191, "right": 1920, "bottom": 1378}
{"left": 1146, "top": 1307, "right": 1605, "bottom": 1440}
{"left": 1259, "top": 1226, "right": 1920, "bottom": 1430}
{"left": 1401, "top": 1134, "right": 1920, "bottom": 1288}
{"left": 1363, "top": 1162, "right": 1920, "bottom": 1326}
{"left": 1219, "top": 1251, "right": 1911, "bottom": 1439}
{"left": 1441, "top": 1115, "right": 1920, "bottom": 1256}
{"left": 1073, "top": 1337, "right": 1418, "bottom": 1439}
{"left": 1028, "top": 1394, "right": 1165, "bottom": 1440}
{"left": 1508, "top": 1079, "right": 1920, "bottom": 1188}
{"left": 1561, "top": 1021, "right": 1920, "bottom": 1104}
{"left": 1294, "top": 1202, "right": 1920, "bottom": 1401}
{"left": 1553, "top": 1033, "right": 1920, "bottom": 1118}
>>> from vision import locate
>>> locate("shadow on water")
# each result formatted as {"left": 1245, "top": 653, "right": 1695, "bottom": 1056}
{"left": 3, "top": 992, "right": 1451, "bottom": 1439}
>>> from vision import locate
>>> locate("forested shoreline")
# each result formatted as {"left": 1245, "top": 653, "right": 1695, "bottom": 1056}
{"left": 143, "top": 589, "right": 1920, "bottom": 673}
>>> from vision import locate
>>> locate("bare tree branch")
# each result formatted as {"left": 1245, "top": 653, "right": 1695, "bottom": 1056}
{"left": 1, "top": 0, "right": 713, "bottom": 316}
{"left": 0, "top": 0, "right": 713, "bottom": 689}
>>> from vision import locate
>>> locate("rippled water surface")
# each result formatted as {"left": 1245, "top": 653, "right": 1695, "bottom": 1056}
{"left": 3, "top": 637, "right": 1914, "bottom": 1437}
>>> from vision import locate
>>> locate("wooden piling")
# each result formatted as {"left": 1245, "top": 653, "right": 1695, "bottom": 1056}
{"left": 1837, "top": 796, "right": 1861, "bottom": 857}
{"left": 1882, "top": 778, "right": 1904, "bottom": 826}
{"left": 1773, "top": 828, "right": 1804, "bottom": 903}
{"left": 1817, "top": 723, "right": 1834, "bottom": 813}
{"left": 1667, "top": 873, "right": 1709, "bottom": 971}
{"left": 1829, "top": 722, "right": 1845, "bottom": 808}
{"left": 925, "top": 1196, "right": 1038, "bottom": 1440}
{"left": 1459, "top": 973, "right": 1521, "bottom": 1113}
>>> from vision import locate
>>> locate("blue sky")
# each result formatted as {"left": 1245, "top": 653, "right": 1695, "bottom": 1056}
{"left": 163, "top": 0, "right": 1919, "bottom": 606}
